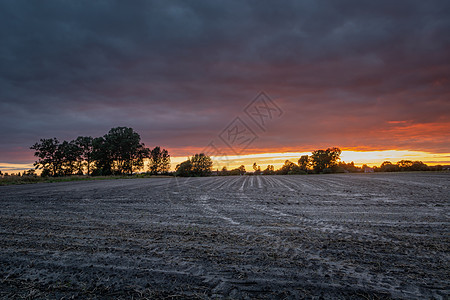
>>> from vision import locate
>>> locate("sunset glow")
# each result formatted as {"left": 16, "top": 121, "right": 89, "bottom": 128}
{"left": 170, "top": 150, "right": 450, "bottom": 172}
{"left": 4, "top": 150, "right": 449, "bottom": 175}
{"left": 0, "top": 1, "right": 449, "bottom": 175}
{"left": 1, "top": 2, "right": 449, "bottom": 299}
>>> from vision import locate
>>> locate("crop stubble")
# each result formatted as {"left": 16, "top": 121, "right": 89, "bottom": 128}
{"left": 0, "top": 173, "right": 448, "bottom": 299}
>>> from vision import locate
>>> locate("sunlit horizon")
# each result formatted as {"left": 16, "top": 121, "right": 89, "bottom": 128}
{"left": 184, "top": 150, "right": 450, "bottom": 172}
{"left": 3, "top": 149, "right": 449, "bottom": 174}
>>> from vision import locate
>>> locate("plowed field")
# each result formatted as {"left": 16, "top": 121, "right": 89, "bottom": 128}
{"left": 1, "top": 173, "right": 448, "bottom": 299}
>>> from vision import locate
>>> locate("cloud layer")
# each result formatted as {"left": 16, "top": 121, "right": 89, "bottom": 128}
{"left": 1, "top": 0, "right": 449, "bottom": 163}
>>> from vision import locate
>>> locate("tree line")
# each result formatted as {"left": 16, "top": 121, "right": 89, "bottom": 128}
{"left": 217, "top": 147, "right": 343, "bottom": 176}
{"left": 1, "top": 136, "right": 446, "bottom": 178}
{"left": 249, "top": 148, "right": 444, "bottom": 175}
{"left": 175, "top": 147, "right": 343, "bottom": 176}
{"left": 30, "top": 127, "right": 170, "bottom": 176}
{"left": 175, "top": 147, "right": 447, "bottom": 177}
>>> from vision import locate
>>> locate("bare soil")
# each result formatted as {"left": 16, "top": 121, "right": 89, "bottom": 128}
{"left": 0, "top": 173, "right": 449, "bottom": 299}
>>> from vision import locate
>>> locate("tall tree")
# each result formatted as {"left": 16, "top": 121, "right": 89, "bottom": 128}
{"left": 75, "top": 136, "right": 94, "bottom": 175}
{"left": 31, "top": 127, "right": 155, "bottom": 176}
{"left": 160, "top": 149, "right": 171, "bottom": 174}
{"left": 30, "top": 138, "right": 62, "bottom": 176}
{"left": 278, "top": 160, "right": 299, "bottom": 175}
{"left": 59, "top": 140, "right": 82, "bottom": 176}
{"left": 175, "top": 160, "right": 193, "bottom": 177}
{"left": 310, "top": 147, "right": 341, "bottom": 173}
{"left": 128, "top": 143, "right": 150, "bottom": 174}
{"left": 91, "top": 136, "right": 114, "bottom": 175}
{"left": 252, "top": 162, "right": 261, "bottom": 174}
{"left": 102, "top": 127, "right": 150, "bottom": 175}
{"left": 148, "top": 146, "right": 171, "bottom": 175}
{"left": 397, "top": 160, "right": 413, "bottom": 171}
{"left": 190, "top": 153, "right": 213, "bottom": 176}
{"left": 298, "top": 155, "right": 309, "bottom": 171}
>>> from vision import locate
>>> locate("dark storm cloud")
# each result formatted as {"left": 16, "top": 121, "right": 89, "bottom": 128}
{"left": 1, "top": 0, "right": 449, "bottom": 162}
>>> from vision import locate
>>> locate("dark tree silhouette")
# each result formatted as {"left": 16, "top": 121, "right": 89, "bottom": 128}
{"left": 410, "top": 161, "right": 428, "bottom": 171}
{"left": 337, "top": 161, "right": 361, "bottom": 173}
{"left": 91, "top": 136, "right": 114, "bottom": 175}
{"left": 191, "top": 153, "right": 213, "bottom": 176}
{"left": 220, "top": 166, "right": 229, "bottom": 176}
{"left": 75, "top": 136, "right": 94, "bottom": 175}
{"left": 59, "top": 140, "right": 82, "bottom": 176}
{"left": 31, "top": 127, "right": 172, "bottom": 177}
{"left": 397, "top": 160, "right": 414, "bottom": 170}
{"left": 31, "top": 138, "right": 62, "bottom": 176}
{"left": 90, "top": 127, "right": 150, "bottom": 175}
{"left": 175, "top": 153, "right": 213, "bottom": 177}
{"left": 378, "top": 161, "right": 399, "bottom": 172}
{"left": 148, "top": 146, "right": 171, "bottom": 175}
{"left": 277, "top": 160, "right": 304, "bottom": 175}
{"left": 262, "top": 165, "right": 275, "bottom": 175}
{"left": 298, "top": 155, "right": 309, "bottom": 171}
{"left": 396, "top": 160, "right": 428, "bottom": 171}
{"left": 175, "top": 160, "right": 193, "bottom": 177}
{"left": 310, "top": 147, "right": 341, "bottom": 173}
{"left": 253, "top": 162, "right": 261, "bottom": 175}
{"left": 237, "top": 165, "right": 246, "bottom": 175}
{"left": 102, "top": 127, "right": 149, "bottom": 174}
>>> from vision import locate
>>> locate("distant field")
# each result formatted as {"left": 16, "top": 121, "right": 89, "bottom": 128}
{"left": 0, "top": 173, "right": 448, "bottom": 299}
{"left": 0, "top": 174, "right": 172, "bottom": 186}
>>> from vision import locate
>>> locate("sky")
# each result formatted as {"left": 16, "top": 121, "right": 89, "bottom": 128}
{"left": 1, "top": 0, "right": 449, "bottom": 173}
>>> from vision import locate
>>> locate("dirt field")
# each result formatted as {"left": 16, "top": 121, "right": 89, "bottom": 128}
{"left": 0, "top": 173, "right": 448, "bottom": 299}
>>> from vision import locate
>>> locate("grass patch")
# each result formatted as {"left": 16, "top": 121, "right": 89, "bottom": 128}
{"left": 0, "top": 174, "right": 172, "bottom": 186}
